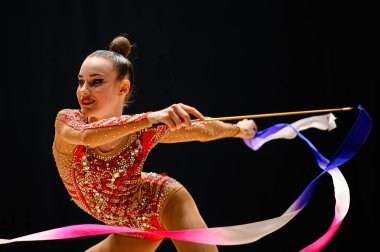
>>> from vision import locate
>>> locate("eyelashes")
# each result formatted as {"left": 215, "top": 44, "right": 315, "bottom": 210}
{"left": 77, "top": 79, "right": 105, "bottom": 87}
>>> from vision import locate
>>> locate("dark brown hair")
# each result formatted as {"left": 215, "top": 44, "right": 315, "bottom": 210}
{"left": 87, "top": 35, "right": 135, "bottom": 107}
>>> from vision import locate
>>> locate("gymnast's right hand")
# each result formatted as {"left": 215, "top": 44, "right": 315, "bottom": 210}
{"left": 147, "top": 103, "right": 205, "bottom": 131}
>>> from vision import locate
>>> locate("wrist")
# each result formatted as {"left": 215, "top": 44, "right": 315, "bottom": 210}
{"left": 145, "top": 111, "right": 155, "bottom": 125}
{"left": 231, "top": 123, "right": 240, "bottom": 137}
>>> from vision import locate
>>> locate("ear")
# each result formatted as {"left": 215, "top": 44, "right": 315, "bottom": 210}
{"left": 119, "top": 79, "right": 131, "bottom": 94}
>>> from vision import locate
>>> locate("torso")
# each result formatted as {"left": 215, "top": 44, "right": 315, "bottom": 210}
{"left": 96, "top": 137, "right": 126, "bottom": 153}
{"left": 52, "top": 110, "right": 182, "bottom": 237}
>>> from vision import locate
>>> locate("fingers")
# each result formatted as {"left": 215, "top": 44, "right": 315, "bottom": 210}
{"left": 249, "top": 119, "right": 257, "bottom": 131}
{"left": 178, "top": 103, "right": 205, "bottom": 121}
{"left": 244, "top": 119, "right": 257, "bottom": 130}
{"left": 162, "top": 103, "right": 205, "bottom": 131}
{"left": 236, "top": 119, "right": 257, "bottom": 138}
{"left": 172, "top": 105, "right": 191, "bottom": 128}
{"left": 171, "top": 103, "right": 204, "bottom": 128}
{"left": 168, "top": 107, "right": 184, "bottom": 130}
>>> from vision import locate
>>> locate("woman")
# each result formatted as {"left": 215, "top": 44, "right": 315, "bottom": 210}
{"left": 52, "top": 35, "right": 257, "bottom": 252}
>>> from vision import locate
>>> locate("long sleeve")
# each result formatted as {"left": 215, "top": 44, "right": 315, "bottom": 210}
{"left": 54, "top": 109, "right": 152, "bottom": 148}
{"left": 158, "top": 120, "right": 240, "bottom": 143}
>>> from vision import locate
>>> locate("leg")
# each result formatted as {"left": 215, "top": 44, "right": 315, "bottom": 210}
{"left": 84, "top": 234, "right": 162, "bottom": 252}
{"left": 161, "top": 187, "right": 219, "bottom": 252}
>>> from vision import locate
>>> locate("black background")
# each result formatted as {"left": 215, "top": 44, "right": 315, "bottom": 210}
{"left": 1, "top": 1, "right": 376, "bottom": 251}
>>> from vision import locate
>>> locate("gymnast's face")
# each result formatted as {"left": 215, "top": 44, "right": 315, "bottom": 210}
{"left": 76, "top": 56, "right": 128, "bottom": 122}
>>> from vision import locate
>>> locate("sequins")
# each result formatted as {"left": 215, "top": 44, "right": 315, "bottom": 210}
{"left": 53, "top": 109, "right": 236, "bottom": 236}
{"left": 68, "top": 126, "right": 175, "bottom": 231}
{"left": 56, "top": 109, "right": 149, "bottom": 131}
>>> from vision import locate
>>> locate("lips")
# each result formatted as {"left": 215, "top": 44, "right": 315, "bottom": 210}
{"left": 81, "top": 98, "right": 95, "bottom": 105}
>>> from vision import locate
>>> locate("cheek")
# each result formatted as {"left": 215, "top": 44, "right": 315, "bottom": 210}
{"left": 76, "top": 88, "right": 81, "bottom": 99}
{"left": 94, "top": 90, "right": 115, "bottom": 105}
{"left": 101, "top": 86, "right": 120, "bottom": 100}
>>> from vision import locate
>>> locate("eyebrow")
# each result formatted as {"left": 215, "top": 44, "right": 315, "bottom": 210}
{"left": 78, "top": 73, "right": 105, "bottom": 78}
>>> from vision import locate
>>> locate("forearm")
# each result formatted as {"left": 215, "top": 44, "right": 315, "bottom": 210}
{"left": 158, "top": 120, "right": 240, "bottom": 143}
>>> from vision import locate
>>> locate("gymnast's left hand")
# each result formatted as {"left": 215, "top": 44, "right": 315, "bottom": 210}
{"left": 234, "top": 119, "right": 257, "bottom": 139}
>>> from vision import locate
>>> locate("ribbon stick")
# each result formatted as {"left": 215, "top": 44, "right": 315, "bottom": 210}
{"left": 0, "top": 106, "right": 372, "bottom": 251}
{"left": 192, "top": 106, "right": 353, "bottom": 122}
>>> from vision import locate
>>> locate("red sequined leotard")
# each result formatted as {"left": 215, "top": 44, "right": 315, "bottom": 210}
{"left": 52, "top": 109, "right": 240, "bottom": 240}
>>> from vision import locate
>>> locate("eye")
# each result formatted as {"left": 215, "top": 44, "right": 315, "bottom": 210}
{"left": 92, "top": 79, "right": 104, "bottom": 85}
{"left": 77, "top": 80, "right": 85, "bottom": 86}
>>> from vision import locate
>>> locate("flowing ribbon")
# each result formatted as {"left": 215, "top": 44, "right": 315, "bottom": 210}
{"left": 0, "top": 106, "right": 372, "bottom": 251}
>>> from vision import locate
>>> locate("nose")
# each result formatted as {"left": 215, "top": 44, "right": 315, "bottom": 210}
{"left": 78, "top": 82, "right": 91, "bottom": 94}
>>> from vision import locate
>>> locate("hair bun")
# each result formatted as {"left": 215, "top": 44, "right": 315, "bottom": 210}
{"left": 109, "top": 36, "right": 133, "bottom": 58}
